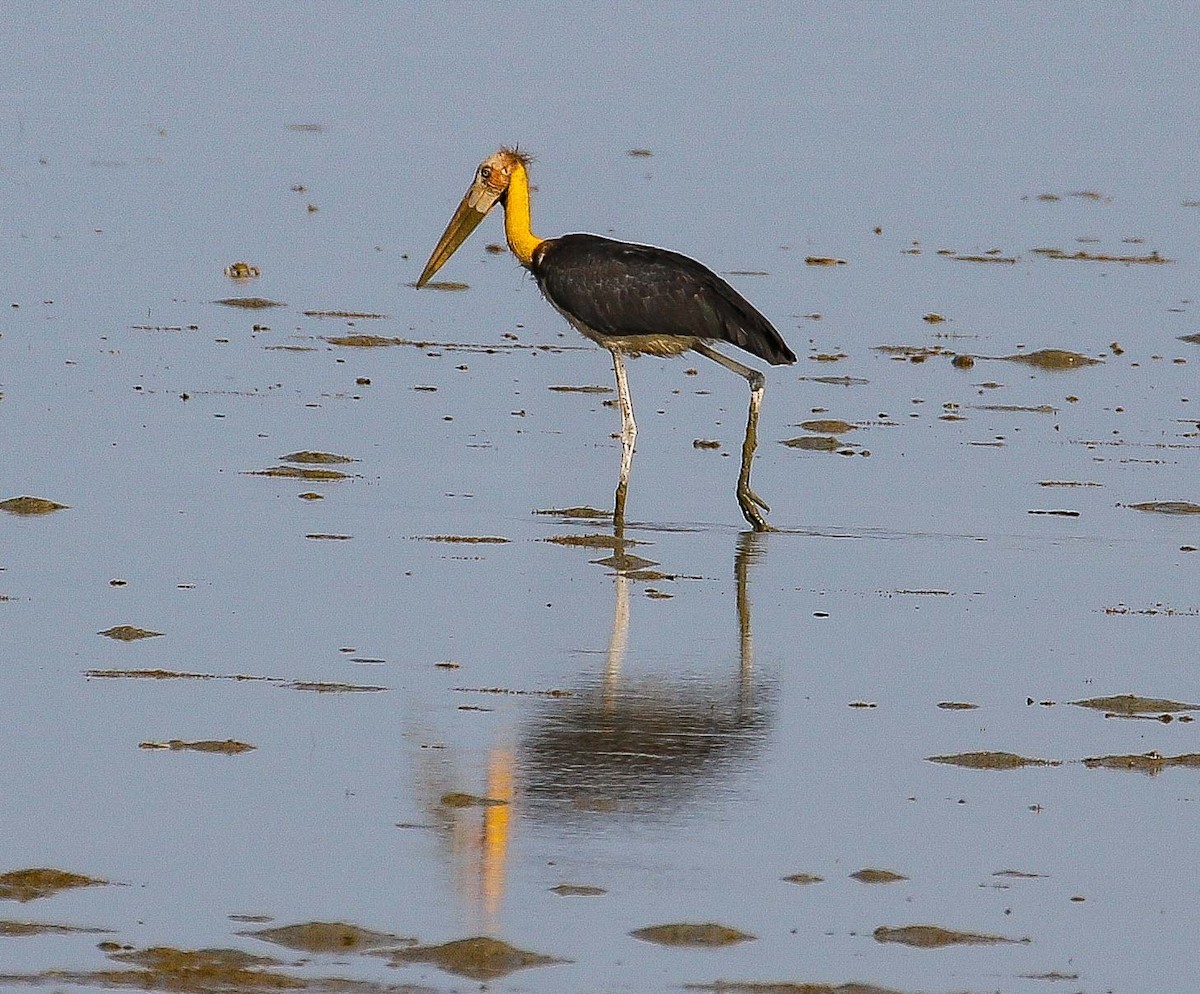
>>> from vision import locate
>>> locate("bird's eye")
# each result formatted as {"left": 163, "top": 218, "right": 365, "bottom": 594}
{"left": 480, "top": 166, "right": 492, "bottom": 180}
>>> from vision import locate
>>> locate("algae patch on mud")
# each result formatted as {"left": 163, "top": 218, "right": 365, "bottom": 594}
{"left": 387, "top": 936, "right": 565, "bottom": 980}
{"left": 550, "top": 883, "right": 607, "bottom": 896}
{"left": 850, "top": 869, "right": 908, "bottom": 884}
{"left": 1126, "top": 500, "right": 1200, "bottom": 515}
{"left": 0, "top": 868, "right": 108, "bottom": 903}
{"left": 241, "top": 921, "right": 413, "bottom": 953}
{"left": 98, "top": 625, "right": 163, "bottom": 641}
{"left": 248, "top": 465, "right": 352, "bottom": 481}
{"left": 85, "top": 668, "right": 273, "bottom": 682}
{"left": 139, "top": 739, "right": 256, "bottom": 755}
{"left": 782, "top": 873, "right": 824, "bottom": 885}
{"left": 781, "top": 436, "right": 843, "bottom": 452}
{"left": 999, "top": 349, "right": 1100, "bottom": 370}
{"left": 0, "top": 944, "right": 414, "bottom": 994}
{"left": 0, "top": 496, "right": 68, "bottom": 515}
{"left": 0, "top": 919, "right": 114, "bottom": 936}
{"left": 1031, "top": 247, "right": 1171, "bottom": 264}
{"left": 215, "top": 297, "right": 286, "bottom": 309}
{"left": 439, "top": 792, "right": 508, "bottom": 809}
{"left": 927, "top": 751, "right": 1060, "bottom": 770}
{"left": 1072, "top": 694, "right": 1200, "bottom": 715}
{"left": 630, "top": 923, "right": 755, "bottom": 947}
{"left": 873, "top": 924, "right": 1027, "bottom": 947}
{"left": 280, "top": 451, "right": 357, "bottom": 465}
{"left": 1082, "top": 752, "right": 1200, "bottom": 774}
{"left": 534, "top": 505, "right": 611, "bottom": 519}
{"left": 798, "top": 419, "right": 856, "bottom": 434}
{"left": 282, "top": 681, "right": 387, "bottom": 693}
{"left": 415, "top": 534, "right": 510, "bottom": 544}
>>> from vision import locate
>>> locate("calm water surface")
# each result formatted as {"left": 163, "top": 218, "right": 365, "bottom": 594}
{"left": 2, "top": 4, "right": 1199, "bottom": 993}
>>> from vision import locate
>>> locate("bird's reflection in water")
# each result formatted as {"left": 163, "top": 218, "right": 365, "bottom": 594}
{"left": 520, "top": 525, "right": 774, "bottom": 823}
{"left": 418, "top": 526, "right": 772, "bottom": 929}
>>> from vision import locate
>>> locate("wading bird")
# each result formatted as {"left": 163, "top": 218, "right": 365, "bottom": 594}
{"left": 416, "top": 148, "right": 796, "bottom": 530}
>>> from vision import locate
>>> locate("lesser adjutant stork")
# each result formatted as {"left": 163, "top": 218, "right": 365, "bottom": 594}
{"left": 416, "top": 148, "right": 795, "bottom": 531}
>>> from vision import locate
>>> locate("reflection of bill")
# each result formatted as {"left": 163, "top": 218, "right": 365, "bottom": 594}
{"left": 521, "top": 528, "right": 773, "bottom": 822}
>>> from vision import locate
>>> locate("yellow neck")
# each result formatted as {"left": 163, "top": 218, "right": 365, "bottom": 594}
{"left": 503, "top": 162, "right": 543, "bottom": 266}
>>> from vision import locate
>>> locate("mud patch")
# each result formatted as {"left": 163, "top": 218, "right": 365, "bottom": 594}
{"left": 550, "top": 884, "right": 606, "bottom": 896}
{"left": 215, "top": 297, "right": 285, "bottom": 308}
{"left": 0, "top": 944, "right": 412, "bottom": 993}
{"left": 1071, "top": 694, "right": 1200, "bottom": 715}
{"left": 0, "top": 496, "right": 68, "bottom": 515}
{"left": 0, "top": 869, "right": 108, "bottom": 903}
{"left": 1000, "top": 349, "right": 1100, "bottom": 369}
{"left": 282, "top": 681, "right": 387, "bottom": 693}
{"left": 416, "top": 535, "right": 510, "bottom": 544}
{"left": 280, "top": 451, "right": 357, "bottom": 465}
{"left": 799, "top": 419, "right": 856, "bottom": 434}
{"left": 850, "top": 869, "right": 907, "bottom": 884}
{"left": 873, "top": 924, "right": 1027, "bottom": 947}
{"left": 85, "top": 668, "right": 273, "bottom": 682}
{"left": 418, "top": 280, "right": 469, "bottom": 291}
{"left": 439, "top": 792, "right": 508, "bottom": 808}
{"left": 1126, "top": 500, "right": 1200, "bottom": 515}
{"left": 0, "top": 919, "right": 114, "bottom": 936}
{"left": 139, "top": 739, "right": 256, "bottom": 755}
{"left": 781, "top": 436, "right": 842, "bottom": 452}
{"left": 1082, "top": 752, "right": 1200, "bottom": 773}
{"left": 247, "top": 466, "right": 352, "bottom": 481}
{"left": 973, "top": 403, "right": 1058, "bottom": 414}
{"left": 241, "top": 921, "right": 412, "bottom": 953}
{"left": 302, "top": 310, "right": 388, "bottom": 319}
{"left": 801, "top": 375, "right": 870, "bottom": 386}
{"left": 1032, "top": 247, "right": 1170, "bottom": 264}
{"left": 98, "top": 625, "right": 163, "bottom": 641}
{"left": 534, "top": 506, "right": 611, "bottom": 519}
{"left": 631, "top": 923, "right": 755, "bottom": 947}
{"left": 782, "top": 873, "right": 824, "bottom": 885}
{"left": 950, "top": 253, "right": 1018, "bottom": 263}
{"left": 387, "top": 936, "right": 564, "bottom": 980}
{"left": 542, "top": 533, "right": 628, "bottom": 550}
{"left": 927, "top": 751, "right": 1059, "bottom": 770}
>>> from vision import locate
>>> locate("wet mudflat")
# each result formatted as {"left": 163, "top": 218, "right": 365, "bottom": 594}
{"left": 3, "top": 5, "right": 1199, "bottom": 994}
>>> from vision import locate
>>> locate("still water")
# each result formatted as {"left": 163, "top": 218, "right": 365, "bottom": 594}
{"left": 2, "top": 4, "right": 1199, "bottom": 992}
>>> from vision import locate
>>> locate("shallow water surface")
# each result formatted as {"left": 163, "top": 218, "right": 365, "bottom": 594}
{"left": 2, "top": 5, "right": 1199, "bottom": 993}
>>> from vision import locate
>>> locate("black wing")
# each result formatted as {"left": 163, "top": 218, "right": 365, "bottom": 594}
{"left": 531, "top": 234, "right": 796, "bottom": 365}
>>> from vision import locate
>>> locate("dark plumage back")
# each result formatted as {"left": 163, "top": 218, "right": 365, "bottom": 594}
{"left": 531, "top": 234, "right": 796, "bottom": 365}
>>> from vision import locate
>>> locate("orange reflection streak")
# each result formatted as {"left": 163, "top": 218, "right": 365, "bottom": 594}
{"left": 481, "top": 745, "right": 515, "bottom": 923}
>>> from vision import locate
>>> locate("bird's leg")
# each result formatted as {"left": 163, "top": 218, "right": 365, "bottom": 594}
{"left": 693, "top": 342, "right": 773, "bottom": 532}
{"left": 610, "top": 349, "right": 637, "bottom": 525}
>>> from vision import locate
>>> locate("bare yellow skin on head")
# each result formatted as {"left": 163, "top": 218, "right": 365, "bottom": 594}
{"left": 478, "top": 149, "right": 542, "bottom": 266}
{"left": 416, "top": 148, "right": 542, "bottom": 287}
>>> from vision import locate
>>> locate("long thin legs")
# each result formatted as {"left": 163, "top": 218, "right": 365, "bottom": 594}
{"left": 607, "top": 344, "right": 773, "bottom": 531}
{"left": 610, "top": 349, "right": 637, "bottom": 525}
{"left": 693, "top": 342, "right": 772, "bottom": 532}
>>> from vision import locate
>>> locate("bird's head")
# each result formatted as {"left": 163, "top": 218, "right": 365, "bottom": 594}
{"left": 416, "top": 148, "right": 531, "bottom": 287}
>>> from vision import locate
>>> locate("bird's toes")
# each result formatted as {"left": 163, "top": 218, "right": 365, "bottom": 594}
{"left": 737, "top": 490, "right": 773, "bottom": 531}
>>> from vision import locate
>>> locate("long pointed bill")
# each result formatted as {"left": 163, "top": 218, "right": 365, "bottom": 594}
{"left": 416, "top": 181, "right": 503, "bottom": 287}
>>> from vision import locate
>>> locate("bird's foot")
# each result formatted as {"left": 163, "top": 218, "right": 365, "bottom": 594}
{"left": 737, "top": 484, "right": 775, "bottom": 532}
